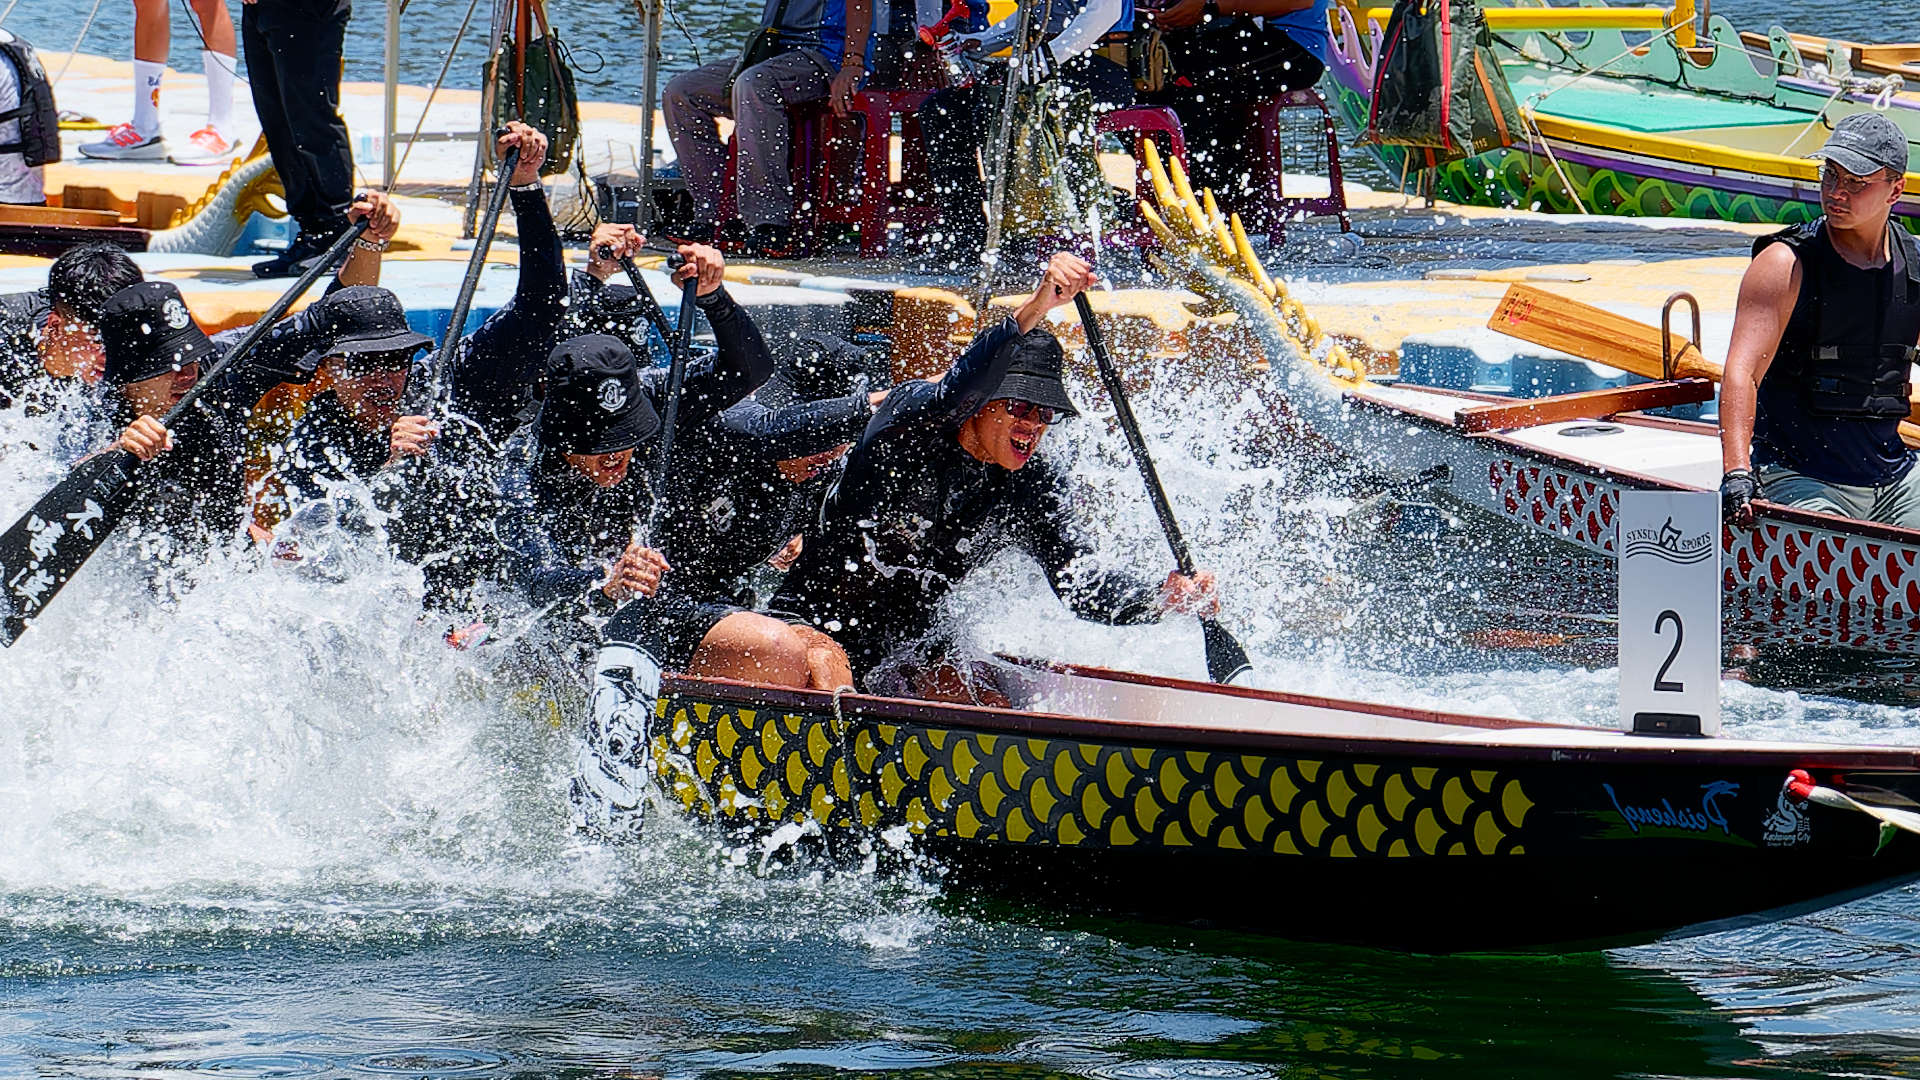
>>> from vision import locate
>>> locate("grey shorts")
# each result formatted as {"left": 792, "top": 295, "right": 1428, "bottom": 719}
{"left": 1757, "top": 461, "right": 1920, "bottom": 530}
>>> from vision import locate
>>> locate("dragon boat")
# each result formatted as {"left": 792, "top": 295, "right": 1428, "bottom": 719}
{"left": 1323, "top": 0, "right": 1920, "bottom": 229}
{"left": 622, "top": 658, "right": 1920, "bottom": 951}
{"left": 1115, "top": 136, "right": 1920, "bottom": 658}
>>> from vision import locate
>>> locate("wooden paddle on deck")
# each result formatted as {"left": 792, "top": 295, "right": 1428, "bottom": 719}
{"left": 1488, "top": 283, "right": 1920, "bottom": 441}
{"left": 1074, "top": 293, "right": 1252, "bottom": 686}
{"left": 0, "top": 220, "right": 370, "bottom": 645}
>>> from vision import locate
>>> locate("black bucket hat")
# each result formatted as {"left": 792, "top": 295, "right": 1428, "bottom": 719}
{"left": 302, "top": 286, "right": 432, "bottom": 370}
{"left": 985, "top": 328, "right": 1079, "bottom": 418}
{"left": 780, "top": 333, "right": 876, "bottom": 402}
{"left": 97, "top": 281, "right": 218, "bottom": 387}
{"left": 537, "top": 334, "right": 660, "bottom": 455}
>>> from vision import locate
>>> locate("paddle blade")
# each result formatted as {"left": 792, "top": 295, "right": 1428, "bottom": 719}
{"left": 0, "top": 450, "right": 139, "bottom": 646}
{"left": 1200, "top": 617, "right": 1252, "bottom": 686}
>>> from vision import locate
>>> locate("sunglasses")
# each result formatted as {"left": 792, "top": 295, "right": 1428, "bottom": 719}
{"left": 1006, "top": 400, "right": 1059, "bottom": 424}
{"left": 1821, "top": 164, "right": 1894, "bottom": 196}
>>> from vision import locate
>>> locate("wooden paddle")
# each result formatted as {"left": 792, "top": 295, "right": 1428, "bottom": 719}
{"left": 1073, "top": 293, "right": 1252, "bottom": 685}
{"left": 413, "top": 143, "right": 520, "bottom": 415}
{"left": 0, "top": 219, "right": 370, "bottom": 645}
{"left": 1489, "top": 283, "right": 1920, "bottom": 439}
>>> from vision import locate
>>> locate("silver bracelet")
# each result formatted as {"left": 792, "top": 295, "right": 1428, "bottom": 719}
{"left": 353, "top": 235, "right": 390, "bottom": 253}
{"left": 509, "top": 180, "right": 543, "bottom": 193}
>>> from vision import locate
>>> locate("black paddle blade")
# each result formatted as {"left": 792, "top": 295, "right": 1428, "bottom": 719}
{"left": 0, "top": 450, "right": 139, "bottom": 646}
{"left": 1200, "top": 617, "right": 1252, "bottom": 685}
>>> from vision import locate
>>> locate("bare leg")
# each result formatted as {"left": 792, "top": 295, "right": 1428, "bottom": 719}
{"left": 134, "top": 0, "right": 170, "bottom": 63}
{"left": 686, "top": 611, "right": 812, "bottom": 687}
{"left": 188, "top": 0, "right": 237, "bottom": 55}
{"left": 789, "top": 625, "right": 853, "bottom": 692}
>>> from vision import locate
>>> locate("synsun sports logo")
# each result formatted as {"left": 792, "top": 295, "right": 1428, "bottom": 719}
{"left": 1621, "top": 516, "right": 1714, "bottom": 564}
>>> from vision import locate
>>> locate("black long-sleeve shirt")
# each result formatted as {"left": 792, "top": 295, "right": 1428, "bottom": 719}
{"left": 772, "top": 316, "right": 1162, "bottom": 676}
{"left": 120, "top": 353, "right": 289, "bottom": 548}
{"left": 497, "top": 285, "right": 774, "bottom": 607}
{"left": 447, "top": 186, "right": 569, "bottom": 445}
{"left": 652, "top": 381, "right": 873, "bottom": 603}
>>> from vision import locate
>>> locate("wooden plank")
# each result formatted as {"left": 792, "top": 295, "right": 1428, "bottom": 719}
{"left": 0, "top": 222, "right": 149, "bottom": 258}
{"left": 1488, "top": 283, "right": 1920, "bottom": 425}
{"left": 0, "top": 202, "right": 122, "bottom": 228}
{"left": 1456, "top": 378, "right": 1715, "bottom": 433}
{"left": 1488, "top": 283, "right": 1719, "bottom": 381}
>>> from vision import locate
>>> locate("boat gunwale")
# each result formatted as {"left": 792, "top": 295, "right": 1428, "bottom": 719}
{"left": 659, "top": 670, "right": 1920, "bottom": 771}
{"left": 1344, "top": 379, "right": 1920, "bottom": 546}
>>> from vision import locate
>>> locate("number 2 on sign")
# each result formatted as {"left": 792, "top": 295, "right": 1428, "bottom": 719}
{"left": 1653, "top": 609, "right": 1685, "bottom": 692}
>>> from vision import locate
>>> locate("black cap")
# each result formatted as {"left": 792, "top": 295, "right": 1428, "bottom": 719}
{"left": 1812, "top": 113, "right": 1909, "bottom": 178}
{"left": 984, "top": 328, "right": 1079, "bottom": 418}
{"left": 781, "top": 333, "right": 875, "bottom": 402}
{"left": 301, "top": 286, "right": 432, "bottom": 370}
{"left": 537, "top": 334, "right": 660, "bottom": 455}
{"left": 97, "top": 281, "right": 218, "bottom": 387}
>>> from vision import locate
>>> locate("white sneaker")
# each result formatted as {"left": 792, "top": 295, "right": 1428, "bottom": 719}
{"left": 168, "top": 126, "right": 238, "bottom": 165}
{"left": 568, "top": 640, "right": 663, "bottom": 841}
{"left": 78, "top": 122, "right": 169, "bottom": 160}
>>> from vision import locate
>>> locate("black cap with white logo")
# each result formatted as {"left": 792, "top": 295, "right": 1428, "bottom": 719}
{"left": 97, "top": 281, "right": 219, "bottom": 387}
{"left": 537, "top": 334, "right": 660, "bottom": 455}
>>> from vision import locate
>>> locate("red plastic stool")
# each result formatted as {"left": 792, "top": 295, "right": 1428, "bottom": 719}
{"left": 805, "top": 89, "right": 939, "bottom": 258}
{"left": 1256, "top": 89, "right": 1353, "bottom": 244}
{"left": 1095, "top": 106, "right": 1188, "bottom": 198}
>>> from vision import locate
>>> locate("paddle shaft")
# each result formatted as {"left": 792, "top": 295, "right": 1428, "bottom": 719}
{"left": 416, "top": 144, "right": 519, "bottom": 413}
{"left": 1073, "top": 293, "right": 1251, "bottom": 685}
{"left": 643, "top": 272, "right": 699, "bottom": 539}
{"left": 0, "top": 220, "right": 369, "bottom": 644}
{"left": 1074, "top": 294, "right": 1198, "bottom": 573}
{"left": 611, "top": 250, "right": 675, "bottom": 346}
{"left": 167, "top": 220, "right": 371, "bottom": 424}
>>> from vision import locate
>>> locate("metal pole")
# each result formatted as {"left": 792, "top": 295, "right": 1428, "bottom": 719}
{"left": 464, "top": 0, "right": 510, "bottom": 237}
{"left": 383, "top": 0, "right": 400, "bottom": 189}
{"left": 975, "top": 0, "right": 1035, "bottom": 311}
{"left": 635, "top": 0, "right": 662, "bottom": 232}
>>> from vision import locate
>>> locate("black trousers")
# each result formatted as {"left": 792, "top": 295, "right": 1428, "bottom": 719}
{"left": 919, "top": 54, "right": 1134, "bottom": 252}
{"left": 1141, "top": 20, "right": 1325, "bottom": 205}
{"left": 242, "top": 0, "right": 354, "bottom": 237}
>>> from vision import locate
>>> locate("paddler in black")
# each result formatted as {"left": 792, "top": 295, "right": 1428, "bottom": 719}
{"left": 771, "top": 253, "right": 1219, "bottom": 689}
{"left": 496, "top": 243, "right": 773, "bottom": 626}
{"left": 92, "top": 282, "right": 302, "bottom": 568}
{"left": 1722, "top": 113, "right": 1920, "bottom": 528}
{"left": 0, "top": 241, "right": 142, "bottom": 412}
{"left": 602, "top": 333, "right": 887, "bottom": 692}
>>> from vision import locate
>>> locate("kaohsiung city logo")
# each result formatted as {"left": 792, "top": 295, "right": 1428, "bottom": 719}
{"left": 1622, "top": 516, "right": 1714, "bottom": 565}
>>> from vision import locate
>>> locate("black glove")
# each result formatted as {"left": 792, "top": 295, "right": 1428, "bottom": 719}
{"left": 1720, "top": 467, "right": 1757, "bottom": 526}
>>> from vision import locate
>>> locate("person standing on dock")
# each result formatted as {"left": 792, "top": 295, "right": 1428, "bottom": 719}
{"left": 241, "top": 0, "right": 353, "bottom": 277}
{"left": 76, "top": 0, "right": 239, "bottom": 164}
{"left": 662, "top": 0, "right": 875, "bottom": 259}
{"left": 0, "top": 29, "right": 54, "bottom": 204}
{"left": 769, "top": 252, "right": 1218, "bottom": 694}
{"left": 1720, "top": 113, "right": 1920, "bottom": 529}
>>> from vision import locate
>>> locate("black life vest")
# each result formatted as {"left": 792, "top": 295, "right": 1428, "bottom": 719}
{"left": 0, "top": 30, "right": 59, "bottom": 167}
{"left": 1756, "top": 218, "right": 1920, "bottom": 420}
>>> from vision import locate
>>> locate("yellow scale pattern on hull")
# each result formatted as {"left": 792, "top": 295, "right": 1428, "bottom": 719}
{"left": 654, "top": 698, "right": 1535, "bottom": 857}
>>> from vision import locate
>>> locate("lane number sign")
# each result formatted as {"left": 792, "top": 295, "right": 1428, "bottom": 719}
{"left": 1618, "top": 490, "right": 1721, "bottom": 737}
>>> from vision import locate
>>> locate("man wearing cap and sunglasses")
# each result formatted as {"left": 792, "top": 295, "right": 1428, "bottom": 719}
{"left": 1721, "top": 112, "right": 1920, "bottom": 528}
{"left": 770, "top": 252, "right": 1218, "bottom": 692}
